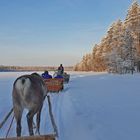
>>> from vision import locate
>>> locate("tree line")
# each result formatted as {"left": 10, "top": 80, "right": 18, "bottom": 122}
{"left": 74, "top": 1, "right": 140, "bottom": 74}
{"left": 0, "top": 65, "right": 73, "bottom": 72}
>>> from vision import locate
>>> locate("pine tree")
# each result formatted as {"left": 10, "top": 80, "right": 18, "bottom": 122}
{"left": 74, "top": 1, "right": 140, "bottom": 73}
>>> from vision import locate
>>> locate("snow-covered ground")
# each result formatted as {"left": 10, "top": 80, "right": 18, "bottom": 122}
{"left": 0, "top": 71, "right": 140, "bottom": 140}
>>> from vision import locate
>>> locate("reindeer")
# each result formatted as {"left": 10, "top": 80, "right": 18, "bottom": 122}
{"left": 12, "top": 73, "right": 48, "bottom": 137}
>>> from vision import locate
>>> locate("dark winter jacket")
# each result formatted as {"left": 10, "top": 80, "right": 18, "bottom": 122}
{"left": 42, "top": 73, "right": 52, "bottom": 79}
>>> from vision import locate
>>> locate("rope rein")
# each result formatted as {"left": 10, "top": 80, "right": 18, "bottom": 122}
{"left": 0, "top": 108, "right": 13, "bottom": 129}
{"left": 47, "top": 95, "right": 58, "bottom": 137}
{"left": 6, "top": 115, "right": 14, "bottom": 138}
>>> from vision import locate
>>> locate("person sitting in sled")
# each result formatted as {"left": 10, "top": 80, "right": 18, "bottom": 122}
{"left": 57, "top": 64, "right": 64, "bottom": 75}
{"left": 54, "top": 70, "right": 63, "bottom": 79}
{"left": 42, "top": 70, "right": 52, "bottom": 79}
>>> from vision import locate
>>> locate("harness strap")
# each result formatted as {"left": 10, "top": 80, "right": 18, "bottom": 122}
{"left": 47, "top": 95, "right": 58, "bottom": 137}
{"left": 0, "top": 108, "right": 13, "bottom": 129}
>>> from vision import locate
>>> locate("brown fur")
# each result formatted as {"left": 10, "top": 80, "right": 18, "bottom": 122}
{"left": 12, "top": 73, "right": 47, "bottom": 136}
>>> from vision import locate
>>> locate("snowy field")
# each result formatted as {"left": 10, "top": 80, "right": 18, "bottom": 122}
{"left": 0, "top": 71, "right": 140, "bottom": 140}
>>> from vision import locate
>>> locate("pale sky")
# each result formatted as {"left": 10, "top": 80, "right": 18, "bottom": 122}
{"left": 0, "top": 0, "right": 136, "bottom": 66}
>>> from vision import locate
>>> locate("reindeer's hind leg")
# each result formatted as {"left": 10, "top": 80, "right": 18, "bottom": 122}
{"left": 27, "top": 111, "right": 36, "bottom": 136}
{"left": 36, "top": 105, "right": 43, "bottom": 135}
{"left": 14, "top": 107, "right": 23, "bottom": 137}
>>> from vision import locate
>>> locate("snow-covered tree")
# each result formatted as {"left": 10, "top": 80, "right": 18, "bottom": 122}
{"left": 74, "top": 1, "right": 140, "bottom": 73}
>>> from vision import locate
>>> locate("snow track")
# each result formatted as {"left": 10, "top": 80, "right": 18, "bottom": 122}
{"left": 1, "top": 72, "right": 140, "bottom": 140}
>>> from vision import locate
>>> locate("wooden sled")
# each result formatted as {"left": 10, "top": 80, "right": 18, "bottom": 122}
{"left": 44, "top": 78, "right": 64, "bottom": 93}
{"left": 53, "top": 71, "right": 70, "bottom": 84}
{"left": 0, "top": 134, "right": 55, "bottom": 140}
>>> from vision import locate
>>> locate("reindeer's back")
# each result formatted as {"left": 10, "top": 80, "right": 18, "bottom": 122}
{"left": 12, "top": 74, "right": 46, "bottom": 110}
